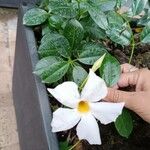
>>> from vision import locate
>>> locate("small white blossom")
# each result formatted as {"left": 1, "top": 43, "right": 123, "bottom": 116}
{"left": 48, "top": 70, "right": 124, "bottom": 145}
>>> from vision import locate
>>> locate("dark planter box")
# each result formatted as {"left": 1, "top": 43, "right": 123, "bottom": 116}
{"left": 12, "top": 5, "right": 59, "bottom": 150}
{"left": 0, "top": 0, "right": 20, "bottom": 8}
{"left": 0, "top": 0, "right": 40, "bottom": 8}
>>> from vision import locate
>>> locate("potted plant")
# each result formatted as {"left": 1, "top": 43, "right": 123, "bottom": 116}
{"left": 13, "top": 0, "right": 150, "bottom": 150}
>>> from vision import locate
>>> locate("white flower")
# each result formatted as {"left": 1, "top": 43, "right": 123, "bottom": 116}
{"left": 48, "top": 70, "right": 124, "bottom": 145}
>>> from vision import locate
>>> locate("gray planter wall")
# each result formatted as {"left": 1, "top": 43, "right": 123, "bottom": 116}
{"left": 12, "top": 4, "right": 59, "bottom": 150}
{"left": 0, "top": 0, "right": 20, "bottom": 8}
{"left": 0, "top": 0, "right": 40, "bottom": 8}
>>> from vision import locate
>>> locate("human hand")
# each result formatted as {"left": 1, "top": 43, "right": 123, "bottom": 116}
{"left": 105, "top": 63, "right": 150, "bottom": 123}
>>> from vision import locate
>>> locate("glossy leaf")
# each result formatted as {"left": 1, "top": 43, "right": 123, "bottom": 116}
{"left": 132, "top": 0, "right": 147, "bottom": 16}
{"left": 48, "top": 0, "right": 77, "bottom": 19}
{"left": 99, "top": 0, "right": 116, "bottom": 11}
{"left": 42, "top": 24, "right": 53, "bottom": 36}
{"left": 39, "top": 0, "right": 49, "bottom": 8}
{"left": 106, "top": 27, "right": 132, "bottom": 46}
{"left": 140, "top": 25, "right": 150, "bottom": 43}
{"left": 48, "top": 14, "right": 64, "bottom": 29}
{"left": 115, "top": 109, "right": 133, "bottom": 138}
{"left": 138, "top": 14, "right": 150, "bottom": 26}
{"left": 138, "top": 8, "right": 150, "bottom": 26}
{"left": 88, "top": 6, "right": 108, "bottom": 30}
{"left": 87, "top": 0, "right": 116, "bottom": 11}
{"left": 76, "top": 1, "right": 89, "bottom": 19}
{"left": 78, "top": 43, "right": 107, "bottom": 65}
{"left": 64, "top": 19, "right": 84, "bottom": 49}
{"left": 107, "top": 11, "right": 124, "bottom": 28}
{"left": 106, "top": 10, "right": 130, "bottom": 45}
{"left": 23, "top": 8, "right": 48, "bottom": 26}
{"left": 73, "top": 66, "right": 88, "bottom": 86}
{"left": 115, "top": 0, "right": 128, "bottom": 8}
{"left": 59, "top": 141, "right": 72, "bottom": 150}
{"left": 99, "top": 54, "right": 121, "bottom": 87}
{"left": 82, "top": 17, "right": 106, "bottom": 40}
{"left": 38, "top": 33, "right": 70, "bottom": 58}
{"left": 34, "top": 56, "right": 69, "bottom": 84}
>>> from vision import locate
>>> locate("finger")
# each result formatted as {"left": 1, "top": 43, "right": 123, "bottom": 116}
{"left": 111, "top": 84, "right": 119, "bottom": 89}
{"left": 104, "top": 88, "right": 142, "bottom": 110}
{"left": 117, "top": 70, "right": 140, "bottom": 88}
{"left": 121, "top": 63, "right": 138, "bottom": 73}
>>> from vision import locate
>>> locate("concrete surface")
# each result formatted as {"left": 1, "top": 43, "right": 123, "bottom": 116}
{"left": 0, "top": 8, "right": 20, "bottom": 150}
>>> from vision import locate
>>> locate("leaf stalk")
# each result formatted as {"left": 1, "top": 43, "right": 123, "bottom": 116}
{"left": 68, "top": 140, "right": 81, "bottom": 150}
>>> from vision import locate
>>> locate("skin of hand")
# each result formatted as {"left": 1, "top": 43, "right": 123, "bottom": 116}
{"left": 105, "top": 63, "right": 150, "bottom": 123}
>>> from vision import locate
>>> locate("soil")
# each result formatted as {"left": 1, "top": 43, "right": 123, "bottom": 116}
{"left": 112, "top": 44, "right": 150, "bottom": 69}
{"left": 57, "top": 113, "right": 150, "bottom": 150}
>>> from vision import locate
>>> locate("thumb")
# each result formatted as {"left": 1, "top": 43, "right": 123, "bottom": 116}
{"left": 104, "top": 88, "right": 140, "bottom": 110}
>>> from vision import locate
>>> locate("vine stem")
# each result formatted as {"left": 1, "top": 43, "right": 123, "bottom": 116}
{"left": 124, "top": 22, "right": 135, "bottom": 64}
{"left": 117, "top": 13, "right": 135, "bottom": 64}
{"left": 76, "top": 0, "right": 81, "bottom": 18}
{"left": 129, "top": 37, "right": 135, "bottom": 64}
{"left": 68, "top": 140, "right": 81, "bottom": 150}
{"left": 79, "top": 76, "right": 88, "bottom": 92}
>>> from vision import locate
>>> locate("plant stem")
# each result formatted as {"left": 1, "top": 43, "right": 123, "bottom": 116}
{"left": 77, "top": 0, "right": 81, "bottom": 18}
{"left": 117, "top": 13, "right": 135, "bottom": 64}
{"left": 79, "top": 76, "right": 88, "bottom": 92}
{"left": 129, "top": 37, "right": 135, "bottom": 64}
{"left": 68, "top": 140, "right": 81, "bottom": 150}
{"left": 68, "top": 58, "right": 75, "bottom": 68}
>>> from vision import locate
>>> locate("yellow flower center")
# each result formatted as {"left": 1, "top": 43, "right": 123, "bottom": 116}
{"left": 77, "top": 101, "right": 90, "bottom": 113}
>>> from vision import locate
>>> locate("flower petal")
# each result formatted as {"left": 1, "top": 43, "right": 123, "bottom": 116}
{"left": 76, "top": 113, "right": 101, "bottom": 145}
{"left": 48, "top": 82, "right": 80, "bottom": 108}
{"left": 90, "top": 102, "right": 124, "bottom": 125}
{"left": 51, "top": 108, "right": 80, "bottom": 132}
{"left": 81, "top": 70, "right": 107, "bottom": 102}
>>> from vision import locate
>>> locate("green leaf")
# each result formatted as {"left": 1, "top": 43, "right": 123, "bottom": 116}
{"left": 106, "top": 27, "right": 132, "bottom": 46}
{"left": 75, "top": 1, "right": 89, "bottom": 19}
{"left": 99, "top": 54, "right": 121, "bottom": 87}
{"left": 23, "top": 8, "right": 49, "bottom": 26}
{"left": 132, "top": 0, "right": 147, "bottom": 16}
{"left": 39, "top": 0, "right": 49, "bottom": 8}
{"left": 115, "top": 109, "right": 133, "bottom": 138}
{"left": 48, "top": 1, "right": 77, "bottom": 19}
{"left": 59, "top": 141, "right": 72, "bottom": 150}
{"left": 66, "top": 65, "right": 74, "bottom": 81}
{"left": 107, "top": 11, "right": 124, "bottom": 28}
{"left": 138, "top": 9, "right": 150, "bottom": 26}
{"left": 140, "top": 25, "right": 150, "bottom": 43}
{"left": 88, "top": 6, "right": 108, "bottom": 30}
{"left": 48, "top": 14, "right": 64, "bottom": 29}
{"left": 34, "top": 56, "right": 69, "bottom": 84}
{"left": 64, "top": 19, "right": 84, "bottom": 49}
{"left": 115, "top": 0, "right": 128, "bottom": 9}
{"left": 38, "top": 33, "right": 70, "bottom": 58}
{"left": 78, "top": 43, "right": 107, "bottom": 65}
{"left": 81, "top": 17, "right": 106, "bottom": 40}
{"left": 87, "top": 0, "right": 116, "bottom": 12}
{"left": 99, "top": 0, "right": 116, "bottom": 11}
{"left": 42, "top": 24, "right": 53, "bottom": 36}
{"left": 73, "top": 66, "right": 88, "bottom": 86}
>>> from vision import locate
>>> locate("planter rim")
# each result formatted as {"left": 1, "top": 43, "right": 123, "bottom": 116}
{"left": 0, "top": 0, "right": 40, "bottom": 8}
{"left": 13, "top": 4, "right": 59, "bottom": 150}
